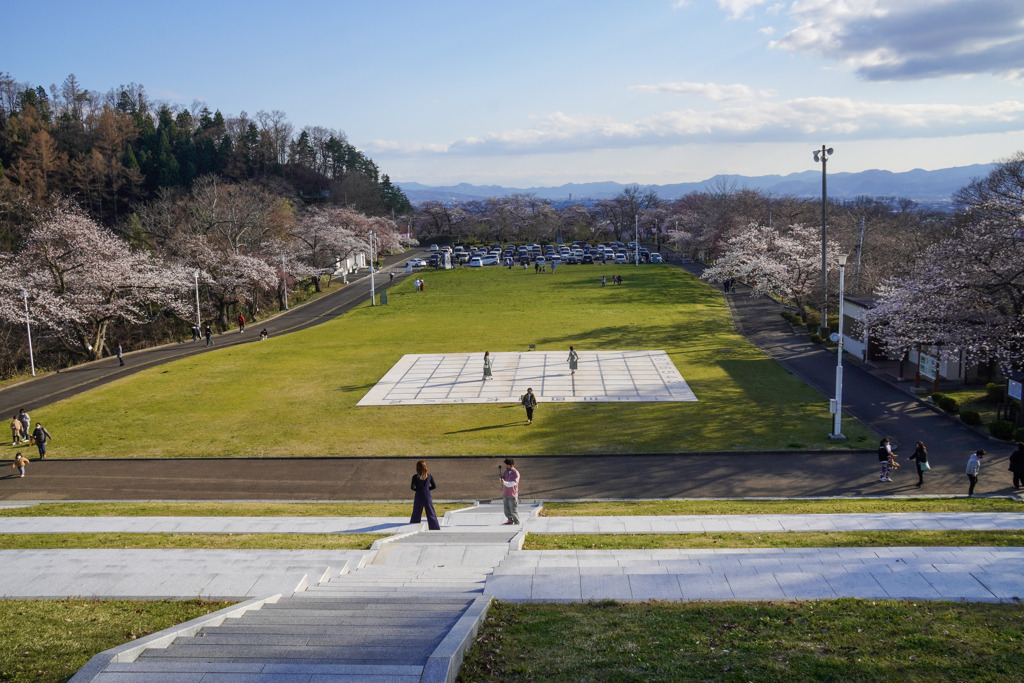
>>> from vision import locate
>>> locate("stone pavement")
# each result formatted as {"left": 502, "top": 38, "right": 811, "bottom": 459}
{"left": 7, "top": 502, "right": 1020, "bottom": 681}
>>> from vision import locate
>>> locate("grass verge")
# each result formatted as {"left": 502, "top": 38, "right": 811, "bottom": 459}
{"left": 0, "top": 501, "right": 470, "bottom": 517}
{"left": 29, "top": 266, "right": 875, "bottom": 458}
{"left": 524, "top": 530, "right": 1024, "bottom": 550}
{"left": 458, "top": 600, "right": 1024, "bottom": 682}
{"left": 0, "top": 533, "right": 385, "bottom": 550}
{"left": 0, "top": 599, "right": 230, "bottom": 683}
{"left": 540, "top": 498, "right": 1024, "bottom": 516}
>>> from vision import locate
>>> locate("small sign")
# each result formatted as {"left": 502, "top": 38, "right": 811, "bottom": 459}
{"left": 829, "top": 332, "right": 840, "bottom": 342}
{"left": 1010, "top": 378, "right": 1023, "bottom": 401}
{"left": 919, "top": 352, "right": 938, "bottom": 380}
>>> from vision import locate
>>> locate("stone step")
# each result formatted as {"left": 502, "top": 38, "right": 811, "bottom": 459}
{"left": 138, "top": 643, "right": 433, "bottom": 662}
{"left": 100, "top": 660, "right": 424, "bottom": 679}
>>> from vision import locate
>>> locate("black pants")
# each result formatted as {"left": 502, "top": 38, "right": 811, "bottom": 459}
{"left": 967, "top": 474, "right": 978, "bottom": 495}
{"left": 525, "top": 406, "right": 534, "bottom": 422}
{"left": 1013, "top": 473, "right": 1023, "bottom": 489}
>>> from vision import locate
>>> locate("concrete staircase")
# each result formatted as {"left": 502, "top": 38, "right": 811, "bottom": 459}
{"left": 72, "top": 505, "right": 526, "bottom": 682}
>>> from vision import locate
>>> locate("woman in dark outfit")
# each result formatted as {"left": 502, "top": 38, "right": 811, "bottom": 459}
{"left": 910, "top": 440, "right": 929, "bottom": 488}
{"left": 410, "top": 460, "right": 440, "bottom": 530}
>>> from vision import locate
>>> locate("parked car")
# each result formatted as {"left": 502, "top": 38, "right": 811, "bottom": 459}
{"left": 649, "top": 253, "right": 664, "bottom": 263}
{"left": 614, "top": 253, "right": 627, "bottom": 264}
{"left": 468, "top": 257, "right": 484, "bottom": 267}
{"left": 581, "top": 254, "right": 594, "bottom": 264}
{"left": 481, "top": 256, "right": 500, "bottom": 266}
{"left": 407, "top": 258, "right": 427, "bottom": 268}
{"left": 429, "top": 244, "right": 439, "bottom": 251}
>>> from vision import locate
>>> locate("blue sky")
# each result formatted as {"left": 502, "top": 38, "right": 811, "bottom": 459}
{"left": 7, "top": 0, "right": 1024, "bottom": 187}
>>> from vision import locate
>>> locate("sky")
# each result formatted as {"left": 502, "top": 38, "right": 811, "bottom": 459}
{"left": 6, "top": 0, "right": 1024, "bottom": 187}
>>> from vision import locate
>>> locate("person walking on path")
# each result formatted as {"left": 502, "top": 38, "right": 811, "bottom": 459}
{"left": 237, "top": 313, "right": 245, "bottom": 333}
{"left": 116, "top": 342, "right": 124, "bottom": 366}
{"left": 1008, "top": 442, "right": 1024, "bottom": 490}
{"left": 500, "top": 458, "right": 520, "bottom": 525}
{"left": 31, "top": 423, "right": 52, "bottom": 459}
{"left": 877, "top": 437, "right": 896, "bottom": 482}
{"left": 521, "top": 388, "right": 537, "bottom": 425}
{"left": 909, "top": 441, "right": 929, "bottom": 488}
{"left": 18, "top": 409, "right": 30, "bottom": 443}
{"left": 483, "top": 351, "right": 493, "bottom": 380}
{"left": 409, "top": 460, "right": 440, "bottom": 530}
{"left": 191, "top": 324, "right": 200, "bottom": 343}
{"left": 12, "top": 452, "right": 28, "bottom": 477}
{"left": 10, "top": 415, "right": 24, "bottom": 446}
{"left": 567, "top": 346, "right": 579, "bottom": 375}
{"left": 204, "top": 325, "right": 213, "bottom": 346}
{"left": 966, "top": 449, "right": 985, "bottom": 496}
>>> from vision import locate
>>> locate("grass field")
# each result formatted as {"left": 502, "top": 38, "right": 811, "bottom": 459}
{"left": 458, "top": 600, "right": 1024, "bottom": 682}
{"left": 33, "top": 265, "right": 874, "bottom": 459}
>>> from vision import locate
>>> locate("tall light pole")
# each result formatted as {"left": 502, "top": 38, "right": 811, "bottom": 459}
{"left": 280, "top": 257, "right": 288, "bottom": 311}
{"left": 634, "top": 215, "right": 639, "bottom": 266}
{"left": 813, "top": 145, "right": 833, "bottom": 336}
{"left": 192, "top": 269, "right": 202, "bottom": 330}
{"left": 19, "top": 289, "right": 35, "bottom": 377}
{"left": 830, "top": 253, "right": 848, "bottom": 440}
{"left": 369, "top": 231, "right": 376, "bottom": 306}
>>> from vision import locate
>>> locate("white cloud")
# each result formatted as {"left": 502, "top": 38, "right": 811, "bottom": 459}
{"left": 718, "top": 0, "right": 770, "bottom": 19}
{"left": 628, "top": 81, "right": 774, "bottom": 102}
{"left": 363, "top": 96, "right": 1024, "bottom": 158}
{"left": 771, "top": 0, "right": 1024, "bottom": 81}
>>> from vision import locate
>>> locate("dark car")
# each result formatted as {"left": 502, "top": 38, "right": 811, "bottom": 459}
{"left": 581, "top": 254, "right": 594, "bottom": 264}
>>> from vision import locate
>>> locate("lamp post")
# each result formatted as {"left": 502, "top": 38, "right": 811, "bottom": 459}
{"left": 369, "top": 231, "right": 376, "bottom": 306}
{"left": 813, "top": 145, "right": 833, "bottom": 336}
{"left": 20, "top": 289, "right": 35, "bottom": 377}
{"left": 280, "top": 258, "right": 288, "bottom": 311}
{"left": 830, "top": 253, "right": 848, "bottom": 440}
{"left": 192, "top": 269, "right": 202, "bottom": 330}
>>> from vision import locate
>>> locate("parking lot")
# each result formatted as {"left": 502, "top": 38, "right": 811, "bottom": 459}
{"left": 357, "top": 350, "right": 698, "bottom": 406}
{"left": 408, "top": 241, "right": 665, "bottom": 270}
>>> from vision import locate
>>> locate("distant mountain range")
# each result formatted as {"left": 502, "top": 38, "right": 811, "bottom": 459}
{"left": 401, "top": 164, "right": 995, "bottom": 210}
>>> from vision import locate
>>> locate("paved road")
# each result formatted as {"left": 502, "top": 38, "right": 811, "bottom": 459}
{"left": 0, "top": 257, "right": 1018, "bottom": 502}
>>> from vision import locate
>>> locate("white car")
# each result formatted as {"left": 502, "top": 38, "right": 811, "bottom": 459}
{"left": 468, "top": 257, "right": 484, "bottom": 267}
{"left": 406, "top": 258, "right": 427, "bottom": 268}
{"left": 429, "top": 244, "right": 439, "bottom": 251}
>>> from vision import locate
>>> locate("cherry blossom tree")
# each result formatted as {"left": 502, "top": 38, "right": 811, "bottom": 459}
{"left": 290, "top": 207, "right": 370, "bottom": 291}
{"left": 0, "top": 201, "right": 191, "bottom": 360}
{"left": 701, "top": 222, "right": 840, "bottom": 322}
{"left": 866, "top": 209, "right": 1024, "bottom": 372}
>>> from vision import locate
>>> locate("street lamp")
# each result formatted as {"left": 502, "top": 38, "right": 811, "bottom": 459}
{"left": 19, "top": 289, "right": 35, "bottom": 377}
{"left": 813, "top": 145, "right": 833, "bottom": 336}
{"left": 830, "top": 253, "right": 848, "bottom": 440}
{"left": 369, "top": 231, "right": 377, "bottom": 306}
{"left": 192, "top": 269, "right": 202, "bottom": 330}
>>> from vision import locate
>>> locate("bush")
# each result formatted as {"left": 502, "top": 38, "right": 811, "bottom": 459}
{"left": 1014, "top": 427, "right": 1024, "bottom": 443}
{"left": 805, "top": 313, "right": 821, "bottom": 333}
{"left": 989, "top": 420, "right": 1015, "bottom": 440}
{"left": 809, "top": 333, "right": 823, "bottom": 344}
{"left": 931, "top": 392, "right": 945, "bottom": 404}
{"left": 986, "top": 383, "right": 1006, "bottom": 402}
{"left": 960, "top": 410, "right": 982, "bottom": 426}
{"left": 937, "top": 395, "right": 959, "bottom": 413}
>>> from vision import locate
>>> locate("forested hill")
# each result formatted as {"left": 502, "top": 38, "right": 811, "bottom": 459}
{"left": 0, "top": 72, "right": 412, "bottom": 248}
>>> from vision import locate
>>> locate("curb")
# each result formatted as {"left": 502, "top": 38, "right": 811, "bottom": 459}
{"left": 421, "top": 596, "right": 493, "bottom": 683}
{"left": 68, "top": 593, "right": 282, "bottom": 682}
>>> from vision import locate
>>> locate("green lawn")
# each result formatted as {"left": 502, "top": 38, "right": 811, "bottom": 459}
{"left": 459, "top": 600, "right": 1024, "bottom": 682}
{"left": 32, "top": 266, "right": 874, "bottom": 459}
{"left": 0, "top": 501, "right": 469, "bottom": 517}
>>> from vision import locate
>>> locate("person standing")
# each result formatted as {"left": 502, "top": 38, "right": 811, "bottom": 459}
{"left": 909, "top": 441, "right": 929, "bottom": 488}
{"left": 600, "top": 276, "right": 606, "bottom": 287}
{"left": 12, "top": 453, "right": 28, "bottom": 478}
{"left": 877, "top": 437, "right": 895, "bottom": 482}
{"left": 116, "top": 342, "right": 124, "bottom": 366}
{"left": 18, "top": 409, "right": 30, "bottom": 444}
{"left": 204, "top": 324, "right": 213, "bottom": 346}
{"left": 10, "top": 416, "right": 23, "bottom": 446}
{"left": 409, "top": 460, "right": 440, "bottom": 530}
{"left": 483, "top": 351, "right": 493, "bottom": 380}
{"left": 1009, "top": 442, "right": 1024, "bottom": 490}
{"left": 31, "top": 423, "right": 52, "bottom": 460}
{"left": 567, "top": 346, "right": 579, "bottom": 375}
{"left": 500, "top": 458, "right": 520, "bottom": 525}
{"left": 966, "top": 449, "right": 985, "bottom": 496}
{"left": 237, "top": 313, "right": 246, "bottom": 333}
{"left": 521, "top": 388, "right": 537, "bottom": 425}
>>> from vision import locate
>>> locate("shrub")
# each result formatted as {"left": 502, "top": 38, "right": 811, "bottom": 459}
{"left": 809, "top": 333, "right": 823, "bottom": 344}
{"left": 937, "top": 396, "right": 959, "bottom": 413}
{"left": 805, "top": 313, "right": 820, "bottom": 333}
{"left": 1014, "top": 427, "right": 1024, "bottom": 443}
{"left": 960, "top": 410, "right": 982, "bottom": 426}
{"left": 989, "top": 420, "right": 1015, "bottom": 440}
{"left": 931, "top": 392, "right": 945, "bottom": 404}
{"left": 986, "top": 383, "right": 1006, "bottom": 402}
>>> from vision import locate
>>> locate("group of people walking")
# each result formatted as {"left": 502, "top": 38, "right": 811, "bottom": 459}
{"left": 9, "top": 407, "right": 53, "bottom": 478}
{"left": 876, "top": 437, "right": 1024, "bottom": 496}
{"left": 409, "top": 458, "right": 521, "bottom": 529}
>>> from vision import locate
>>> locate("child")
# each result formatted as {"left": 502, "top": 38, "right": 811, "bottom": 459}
{"left": 12, "top": 453, "right": 28, "bottom": 478}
